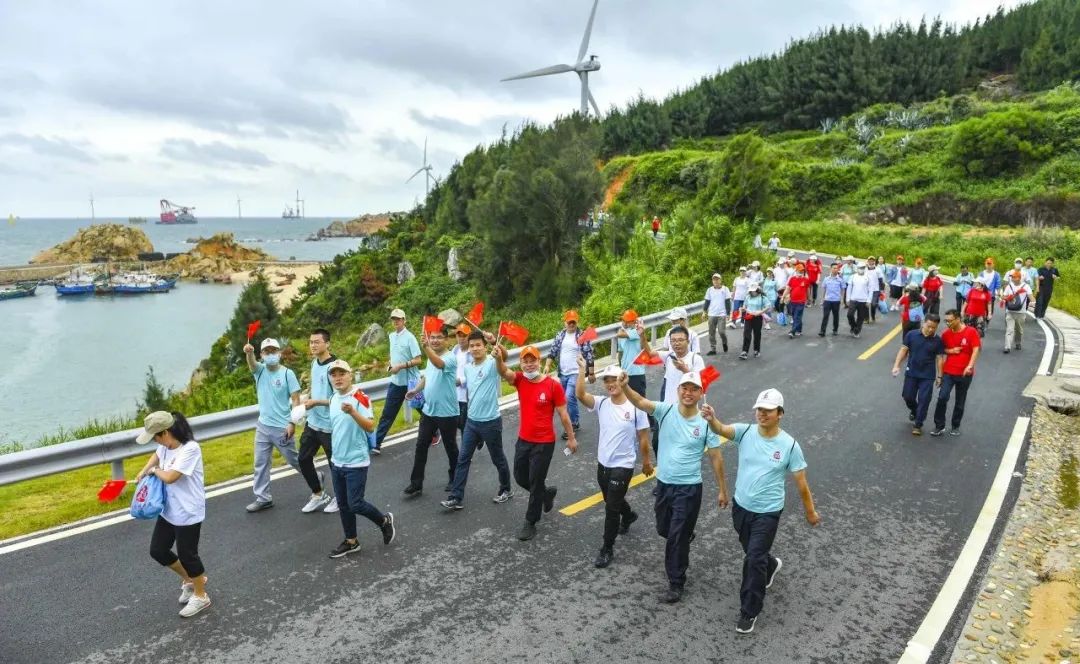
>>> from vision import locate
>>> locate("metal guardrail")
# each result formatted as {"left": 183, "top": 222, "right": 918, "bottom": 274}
{"left": 0, "top": 302, "right": 704, "bottom": 486}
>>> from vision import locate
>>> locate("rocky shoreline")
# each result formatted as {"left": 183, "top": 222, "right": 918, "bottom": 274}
{"left": 305, "top": 212, "right": 394, "bottom": 241}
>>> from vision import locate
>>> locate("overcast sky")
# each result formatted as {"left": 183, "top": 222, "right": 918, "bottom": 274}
{"left": 0, "top": 0, "right": 1023, "bottom": 218}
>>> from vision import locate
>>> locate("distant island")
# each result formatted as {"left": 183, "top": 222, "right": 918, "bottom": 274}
{"left": 307, "top": 212, "right": 396, "bottom": 241}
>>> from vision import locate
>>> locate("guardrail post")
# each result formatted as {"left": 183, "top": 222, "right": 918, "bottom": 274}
{"left": 650, "top": 324, "right": 658, "bottom": 344}
{"left": 110, "top": 459, "right": 125, "bottom": 481}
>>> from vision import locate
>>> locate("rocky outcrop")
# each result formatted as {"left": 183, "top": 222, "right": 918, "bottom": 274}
{"left": 397, "top": 261, "right": 416, "bottom": 284}
{"left": 164, "top": 233, "right": 273, "bottom": 279}
{"left": 357, "top": 323, "right": 386, "bottom": 348}
{"left": 437, "top": 308, "right": 462, "bottom": 327}
{"left": 311, "top": 212, "right": 396, "bottom": 239}
{"left": 30, "top": 224, "right": 154, "bottom": 264}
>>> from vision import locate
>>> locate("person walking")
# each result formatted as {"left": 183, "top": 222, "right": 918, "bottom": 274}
{"left": 908, "top": 258, "right": 927, "bottom": 290}
{"left": 701, "top": 388, "right": 820, "bottom": 633}
{"left": 772, "top": 259, "right": 791, "bottom": 323}
{"left": 954, "top": 265, "right": 975, "bottom": 313}
{"left": 619, "top": 371, "right": 728, "bottom": 604}
{"left": 845, "top": 263, "right": 873, "bottom": 338}
{"left": 761, "top": 272, "right": 778, "bottom": 331}
{"left": 135, "top": 411, "right": 211, "bottom": 618}
{"left": 324, "top": 359, "right": 397, "bottom": 558}
{"left": 979, "top": 259, "right": 1001, "bottom": 320}
{"left": 747, "top": 260, "right": 765, "bottom": 286}
{"left": 740, "top": 284, "right": 771, "bottom": 359}
{"left": 1001, "top": 270, "right": 1032, "bottom": 353}
{"left": 891, "top": 315, "right": 945, "bottom": 436}
{"left": 441, "top": 331, "right": 514, "bottom": 510}
{"left": 664, "top": 307, "right": 701, "bottom": 354}
{"left": 818, "top": 262, "right": 844, "bottom": 337}
{"left": 373, "top": 309, "right": 422, "bottom": 455}
{"left": 767, "top": 232, "right": 780, "bottom": 254}
{"left": 931, "top": 309, "right": 982, "bottom": 437}
{"left": 453, "top": 324, "right": 472, "bottom": 432}
{"left": 963, "top": 280, "right": 992, "bottom": 338}
{"left": 1035, "top": 257, "right": 1061, "bottom": 319}
{"left": 840, "top": 255, "right": 856, "bottom": 286}
{"left": 729, "top": 267, "right": 751, "bottom": 329}
{"left": 1022, "top": 257, "right": 1039, "bottom": 309}
{"left": 402, "top": 322, "right": 461, "bottom": 496}
{"left": 544, "top": 310, "right": 596, "bottom": 440}
{"left": 867, "top": 256, "right": 885, "bottom": 323}
{"left": 704, "top": 273, "right": 731, "bottom": 354}
{"left": 243, "top": 337, "right": 303, "bottom": 513}
{"left": 651, "top": 216, "right": 661, "bottom": 238}
{"left": 782, "top": 262, "right": 810, "bottom": 338}
{"left": 576, "top": 359, "right": 650, "bottom": 568}
{"left": 494, "top": 344, "right": 576, "bottom": 541}
{"left": 898, "top": 283, "right": 927, "bottom": 339}
{"left": 297, "top": 329, "right": 337, "bottom": 514}
{"left": 805, "top": 254, "right": 822, "bottom": 306}
{"left": 886, "top": 255, "right": 910, "bottom": 310}
{"left": 922, "top": 266, "right": 944, "bottom": 316}
{"left": 615, "top": 310, "right": 647, "bottom": 397}
{"left": 638, "top": 325, "right": 705, "bottom": 454}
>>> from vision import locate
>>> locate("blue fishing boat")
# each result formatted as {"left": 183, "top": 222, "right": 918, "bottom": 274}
{"left": 56, "top": 282, "right": 96, "bottom": 295}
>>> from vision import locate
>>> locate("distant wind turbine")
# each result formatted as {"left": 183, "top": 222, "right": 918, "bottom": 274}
{"left": 501, "top": 0, "right": 602, "bottom": 117}
{"left": 406, "top": 138, "right": 438, "bottom": 197}
{"left": 237, "top": 196, "right": 242, "bottom": 219}
{"left": 89, "top": 193, "right": 95, "bottom": 221}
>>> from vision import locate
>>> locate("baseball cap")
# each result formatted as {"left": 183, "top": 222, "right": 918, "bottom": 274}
{"left": 621, "top": 309, "right": 639, "bottom": 323}
{"left": 844, "top": 254, "right": 855, "bottom": 261}
{"left": 136, "top": 411, "right": 174, "bottom": 444}
{"left": 753, "top": 388, "right": 784, "bottom": 410}
{"left": 809, "top": 254, "right": 817, "bottom": 260}
{"left": 786, "top": 251, "right": 795, "bottom": 258}
{"left": 678, "top": 371, "right": 702, "bottom": 388}
{"left": 748, "top": 283, "right": 762, "bottom": 292}
{"left": 928, "top": 264, "right": 940, "bottom": 272}
{"left": 711, "top": 272, "right": 722, "bottom": 279}
{"left": 327, "top": 358, "right": 353, "bottom": 373}
{"left": 896, "top": 254, "right": 904, "bottom": 260}
{"left": 520, "top": 345, "right": 541, "bottom": 360}
{"left": 389, "top": 308, "right": 406, "bottom": 320}
{"left": 667, "top": 307, "right": 687, "bottom": 321}
{"left": 1013, "top": 257, "right": 1023, "bottom": 264}
{"left": 563, "top": 309, "right": 579, "bottom": 323}
{"left": 751, "top": 260, "right": 761, "bottom": 267}
{"left": 739, "top": 266, "right": 748, "bottom": 272}
{"left": 598, "top": 364, "right": 625, "bottom": 380}
{"left": 260, "top": 338, "right": 281, "bottom": 351}
{"left": 455, "top": 323, "right": 471, "bottom": 335}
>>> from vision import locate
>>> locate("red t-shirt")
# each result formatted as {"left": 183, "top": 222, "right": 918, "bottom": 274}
{"left": 787, "top": 275, "right": 810, "bottom": 304}
{"left": 941, "top": 326, "right": 981, "bottom": 376}
{"left": 923, "top": 276, "right": 943, "bottom": 295}
{"left": 514, "top": 373, "right": 566, "bottom": 443}
{"left": 805, "top": 262, "right": 821, "bottom": 283}
{"left": 965, "top": 289, "right": 991, "bottom": 317}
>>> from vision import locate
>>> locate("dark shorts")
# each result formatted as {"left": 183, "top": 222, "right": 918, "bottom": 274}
{"left": 889, "top": 285, "right": 903, "bottom": 299}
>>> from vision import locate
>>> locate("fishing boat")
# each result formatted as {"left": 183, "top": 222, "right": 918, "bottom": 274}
{"left": 128, "top": 216, "right": 147, "bottom": 224}
{"left": 55, "top": 272, "right": 99, "bottom": 296}
{"left": 0, "top": 282, "right": 38, "bottom": 301}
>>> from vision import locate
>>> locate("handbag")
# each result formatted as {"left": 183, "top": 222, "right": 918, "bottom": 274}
{"left": 407, "top": 377, "right": 425, "bottom": 411}
{"left": 130, "top": 474, "right": 166, "bottom": 520}
{"left": 777, "top": 311, "right": 787, "bottom": 326}
{"left": 878, "top": 297, "right": 889, "bottom": 315}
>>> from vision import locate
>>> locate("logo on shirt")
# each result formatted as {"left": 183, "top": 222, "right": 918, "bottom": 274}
{"left": 772, "top": 450, "right": 781, "bottom": 461}
{"left": 539, "top": 393, "right": 547, "bottom": 403}
{"left": 622, "top": 411, "right": 631, "bottom": 421}
{"left": 692, "top": 427, "right": 700, "bottom": 437}
{"left": 272, "top": 377, "right": 284, "bottom": 388}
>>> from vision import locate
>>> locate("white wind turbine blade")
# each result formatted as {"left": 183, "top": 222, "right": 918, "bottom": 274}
{"left": 588, "top": 85, "right": 601, "bottom": 117}
{"left": 579, "top": 72, "right": 588, "bottom": 115}
{"left": 501, "top": 63, "right": 574, "bottom": 81}
{"left": 576, "top": 0, "right": 599, "bottom": 64}
{"left": 423, "top": 138, "right": 428, "bottom": 167}
{"left": 406, "top": 167, "right": 425, "bottom": 183}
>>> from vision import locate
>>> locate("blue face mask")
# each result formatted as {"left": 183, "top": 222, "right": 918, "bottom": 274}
{"left": 264, "top": 354, "right": 281, "bottom": 367}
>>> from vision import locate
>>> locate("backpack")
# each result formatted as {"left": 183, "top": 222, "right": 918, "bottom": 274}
{"left": 907, "top": 299, "right": 924, "bottom": 322}
{"left": 130, "top": 474, "right": 166, "bottom": 520}
{"left": 1005, "top": 287, "right": 1025, "bottom": 311}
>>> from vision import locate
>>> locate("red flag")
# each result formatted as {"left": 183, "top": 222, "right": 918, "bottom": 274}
{"left": 465, "top": 301, "right": 484, "bottom": 326}
{"left": 498, "top": 320, "right": 529, "bottom": 346}
{"left": 731, "top": 310, "right": 742, "bottom": 322}
{"left": 246, "top": 320, "right": 262, "bottom": 341}
{"left": 700, "top": 366, "right": 721, "bottom": 392}
{"left": 423, "top": 315, "right": 444, "bottom": 335}
{"left": 97, "top": 479, "right": 128, "bottom": 502}
{"left": 633, "top": 350, "right": 664, "bottom": 366}
{"left": 577, "top": 326, "right": 598, "bottom": 344}
{"left": 352, "top": 389, "right": 371, "bottom": 409}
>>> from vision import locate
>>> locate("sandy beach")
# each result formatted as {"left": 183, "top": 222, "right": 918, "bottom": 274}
{"left": 231, "top": 262, "right": 325, "bottom": 308}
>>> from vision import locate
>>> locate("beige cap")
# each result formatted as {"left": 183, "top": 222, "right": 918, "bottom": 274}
{"left": 389, "top": 308, "right": 406, "bottom": 320}
{"left": 136, "top": 411, "right": 174, "bottom": 444}
{"left": 327, "top": 358, "right": 352, "bottom": 374}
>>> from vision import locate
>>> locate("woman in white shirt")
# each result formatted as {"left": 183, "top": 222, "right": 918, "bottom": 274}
{"left": 135, "top": 411, "right": 210, "bottom": 618}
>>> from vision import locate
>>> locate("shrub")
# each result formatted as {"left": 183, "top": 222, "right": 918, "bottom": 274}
{"left": 948, "top": 109, "right": 1055, "bottom": 176}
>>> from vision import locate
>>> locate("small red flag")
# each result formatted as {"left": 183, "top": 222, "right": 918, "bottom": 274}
{"left": 423, "top": 315, "right": 444, "bottom": 335}
{"left": 352, "top": 389, "right": 371, "bottom": 409}
{"left": 246, "top": 320, "right": 262, "bottom": 341}
{"left": 97, "top": 479, "right": 128, "bottom": 502}
{"left": 633, "top": 350, "right": 664, "bottom": 366}
{"left": 577, "top": 326, "right": 598, "bottom": 344}
{"left": 498, "top": 320, "right": 530, "bottom": 346}
{"left": 465, "top": 301, "right": 484, "bottom": 326}
{"left": 700, "top": 366, "right": 721, "bottom": 392}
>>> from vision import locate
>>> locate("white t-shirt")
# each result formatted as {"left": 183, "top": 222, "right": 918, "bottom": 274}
{"left": 454, "top": 345, "right": 470, "bottom": 402}
{"left": 768, "top": 237, "right": 780, "bottom": 250}
{"left": 659, "top": 350, "right": 705, "bottom": 403}
{"left": 704, "top": 286, "right": 731, "bottom": 317}
{"left": 748, "top": 270, "right": 765, "bottom": 285}
{"left": 157, "top": 441, "right": 205, "bottom": 526}
{"left": 664, "top": 325, "right": 701, "bottom": 354}
{"left": 732, "top": 276, "right": 750, "bottom": 300}
{"left": 773, "top": 266, "right": 791, "bottom": 290}
{"left": 559, "top": 334, "right": 580, "bottom": 375}
{"left": 588, "top": 397, "right": 649, "bottom": 469}
{"left": 847, "top": 273, "right": 873, "bottom": 302}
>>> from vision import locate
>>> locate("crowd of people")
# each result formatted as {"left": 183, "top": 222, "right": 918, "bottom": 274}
{"left": 132, "top": 246, "right": 1060, "bottom": 632}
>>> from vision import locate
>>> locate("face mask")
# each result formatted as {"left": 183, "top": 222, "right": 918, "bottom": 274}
{"left": 857, "top": 268, "right": 866, "bottom": 274}
{"left": 523, "top": 369, "right": 541, "bottom": 380}
{"left": 264, "top": 354, "right": 281, "bottom": 367}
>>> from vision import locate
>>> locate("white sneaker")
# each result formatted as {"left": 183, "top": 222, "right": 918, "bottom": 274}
{"left": 178, "top": 582, "right": 194, "bottom": 604}
{"left": 764, "top": 323, "right": 771, "bottom": 330}
{"left": 323, "top": 497, "right": 339, "bottom": 513}
{"left": 179, "top": 593, "right": 211, "bottom": 618}
{"left": 301, "top": 492, "right": 331, "bottom": 513}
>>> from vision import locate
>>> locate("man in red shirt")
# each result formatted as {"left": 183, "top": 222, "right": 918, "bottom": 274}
{"left": 494, "top": 344, "right": 577, "bottom": 541}
{"left": 931, "top": 309, "right": 982, "bottom": 437}
{"left": 805, "top": 255, "right": 822, "bottom": 306}
{"left": 782, "top": 262, "right": 811, "bottom": 338}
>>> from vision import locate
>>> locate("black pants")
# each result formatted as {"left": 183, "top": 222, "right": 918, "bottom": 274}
{"left": 819, "top": 300, "right": 841, "bottom": 334}
{"left": 150, "top": 517, "right": 205, "bottom": 578}
{"left": 457, "top": 401, "right": 468, "bottom": 432}
{"left": 297, "top": 426, "right": 332, "bottom": 494}
{"left": 514, "top": 439, "right": 555, "bottom": 524}
{"left": 869, "top": 292, "right": 880, "bottom": 321}
{"left": 742, "top": 315, "right": 763, "bottom": 353}
{"left": 1035, "top": 290, "right": 1052, "bottom": 318}
{"left": 627, "top": 374, "right": 647, "bottom": 398}
{"left": 925, "top": 292, "right": 941, "bottom": 316}
{"left": 597, "top": 464, "right": 634, "bottom": 549}
{"left": 732, "top": 500, "right": 781, "bottom": 619}
{"left": 955, "top": 293, "right": 966, "bottom": 312}
{"left": 810, "top": 283, "right": 819, "bottom": 304}
{"left": 654, "top": 481, "right": 703, "bottom": 589}
{"left": 847, "top": 302, "right": 868, "bottom": 334}
{"left": 410, "top": 414, "right": 459, "bottom": 488}
{"left": 933, "top": 373, "right": 973, "bottom": 430}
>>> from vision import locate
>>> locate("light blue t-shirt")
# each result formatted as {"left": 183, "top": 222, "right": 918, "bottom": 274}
{"left": 329, "top": 391, "right": 374, "bottom": 467}
{"left": 618, "top": 329, "right": 645, "bottom": 376}
{"left": 389, "top": 329, "right": 421, "bottom": 387}
{"left": 763, "top": 278, "right": 778, "bottom": 303}
{"left": 253, "top": 363, "right": 300, "bottom": 428}
{"left": 653, "top": 402, "right": 722, "bottom": 485}
{"left": 305, "top": 356, "right": 336, "bottom": 433}
{"left": 422, "top": 350, "right": 459, "bottom": 417}
{"left": 731, "top": 423, "right": 808, "bottom": 514}
{"left": 463, "top": 355, "right": 501, "bottom": 422}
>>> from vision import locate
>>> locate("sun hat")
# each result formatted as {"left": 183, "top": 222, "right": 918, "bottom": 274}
{"left": 260, "top": 338, "right": 281, "bottom": 351}
{"left": 751, "top": 260, "right": 761, "bottom": 267}
{"left": 136, "top": 411, "right": 174, "bottom": 444}
{"left": 389, "top": 308, "right": 406, "bottom": 319}
{"left": 753, "top": 388, "right": 784, "bottom": 410}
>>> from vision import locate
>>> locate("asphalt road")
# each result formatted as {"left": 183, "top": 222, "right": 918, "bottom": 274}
{"left": 0, "top": 285, "right": 1044, "bottom": 664}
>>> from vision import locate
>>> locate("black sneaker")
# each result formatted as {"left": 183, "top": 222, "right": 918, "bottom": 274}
{"left": 831, "top": 330, "right": 838, "bottom": 336}
{"left": 619, "top": 511, "right": 639, "bottom": 535}
{"left": 766, "top": 557, "right": 783, "bottom": 588}
{"left": 402, "top": 484, "right": 422, "bottom": 497}
{"left": 440, "top": 497, "right": 463, "bottom": 511}
{"left": 949, "top": 428, "right": 961, "bottom": 437}
{"left": 594, "top": 547, "right": 614, "bottom": 569}
{"left": 517, "top": 522, "right": 536, "bottom": 541}
{"left": 381, "top": 513, "right": 396, "bottom": 545}
{"left": 543, "top": 486, "right": 557, "bottom": 513}
{"left": 707, "top": 350, "right": 717, "bottom": 356}
{"left": 853, "top": 332, "right": 861, "bottom": 339}
{"left": 929, "top": 428, "right": 945, "bottom": 437}
{"left": 1003, "top": 348, "right": 1010, "bottom": 354}
{"left": 659, "top": 585, "right": 683, "bottom": 604}
{"left": 736, "top": 614, "right": 757, "bottom": 634}
{"left": 723, "top": 345, "right": 728, "bottom": 353}
{"left": 909, "top": 411, "right": 916, "bottom": 421}
{"left": 329, "top": 539, "right": 360, "bottom": 559}
{"left": 818, "top": 332, "right": 825, "bottom": 337}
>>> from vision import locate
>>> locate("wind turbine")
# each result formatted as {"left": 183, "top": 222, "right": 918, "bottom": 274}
{"left": 89, "top": 193, "right": 95, "bottom": 221}
{"left": 406, "top": 138, "right": 437, "bottom": 197}
{"left": 501, "top": 0, "right": 602, "bottom": 117}
{"left": 237, "top": 196, "right": 242, "bottom": 219}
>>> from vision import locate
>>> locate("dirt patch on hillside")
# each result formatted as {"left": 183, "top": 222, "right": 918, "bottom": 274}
{"left": 603, "top": 166, "right": 634, "bottom": 208}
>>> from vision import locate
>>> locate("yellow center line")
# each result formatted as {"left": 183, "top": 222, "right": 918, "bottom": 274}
{"left": 560, "top": 472, "right": 656, "bottom": 516}
{"left": 858, "top": 324, "right": 903, "bottom": 360}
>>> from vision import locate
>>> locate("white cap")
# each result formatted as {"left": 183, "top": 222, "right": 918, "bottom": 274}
{"left": 753, "top": 388, "right": 784, "bottom": 410}
{"left": 667, "top": 307, "right": 687, "bottom": 321}
{"left": 260, "top": 337, "right": 281, "bottom": 351}
{"left": 389, "top": 308, "right": 406, "bottom": 319}
{"left": 678, "top": 371, "right": 702, "bottom": 388}
{"left": 1014, "top": 257, "right": 1023, "bottom": 264}
{"left": 739, "top": 266, "right": 748, "bottom": 272}
{"left": 786, "top": 251, "right": 795, "bottom": 257}
{"left": 751, "top": 260, "right": 761, "bottom": 267}
{"left": 289, "top": 404, "right": 307, "bottom": 426}
{"left": 844, "top": 254, "right": 855, "bottom": 261}
{"left": 598, "top": 364, "right": 624, "bottom": 380}
{"left": 928, "top": 264, "right": 939, "bottom": 272}
{"left": 748, "top": 282, "right": 762, "bottom": 292}
{"left": 711, "top": 273, "right": 722, "bottom": 279}
{"left": 809, "top": 254, "right": 817, "bottom": 260}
